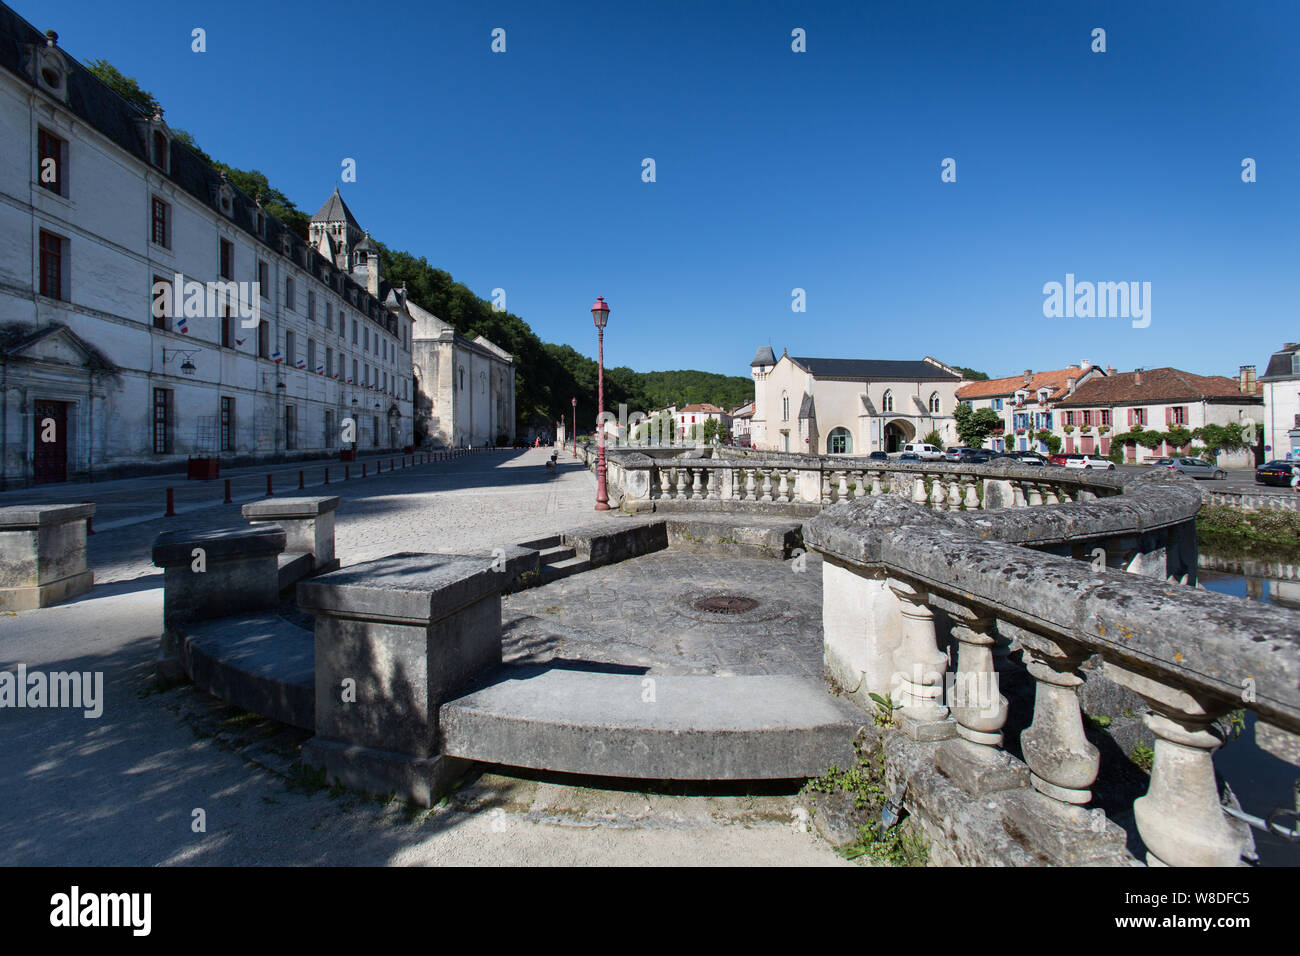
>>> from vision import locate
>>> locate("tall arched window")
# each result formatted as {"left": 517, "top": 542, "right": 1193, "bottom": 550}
{"left": 781, "top": 392, "right": 790, "bottom": 421}
{"left": 459, "top": 365, "right": 465, "bottom": 390}
{"left": 828, "top": 427, "right": 852, "bottom": 455}
{"left": 929, "top": 392, "right": 941, "bottom": 414}
{"left": 882, "top": 390, "right": 894, "bottom": 413}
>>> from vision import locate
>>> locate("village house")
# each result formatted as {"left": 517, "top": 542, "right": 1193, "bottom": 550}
{"left": 1259, "top": 344, "right": 1300, "bottom": 460}
{"left": 956, "top": 363, "right": 1110, "bottom": 452}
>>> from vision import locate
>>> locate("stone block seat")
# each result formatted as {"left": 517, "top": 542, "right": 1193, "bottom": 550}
{"left": 0, "top": 503, "right": 94, "bottom": 610}
{"left": 241, "top": 495, "right": 340, "bottom": 589}
{"left": 182, "top": 614, "right": 314, "bottom": 730}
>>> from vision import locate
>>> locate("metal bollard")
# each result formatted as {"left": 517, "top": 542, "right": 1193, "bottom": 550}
{"left": 224, "top": 479, "right": 232, "bottom": 504}
{"left": 165, "top": 487, "right": 175, "bottom": 517}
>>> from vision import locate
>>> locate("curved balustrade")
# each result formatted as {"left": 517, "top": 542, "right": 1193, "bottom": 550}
{"left": 805, "top": 471, "right": 1300, "bottom": 867}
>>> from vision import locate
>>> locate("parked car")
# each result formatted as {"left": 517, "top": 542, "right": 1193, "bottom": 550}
{"left": 944, "top": 446, "right": 974, "bottom": 462}
{"left": 1015, "top": 452, "right": 1046, "bottom": 466}
{"left": 1255, "top": 460, "right": 1299, "bottom": 487}
{"left": 867, "top": 451, "right": 889, "bottom": 462}
{"left": 901, "top": 442, "right": 944, "bottom": 461}
{"left": 1063, "top": 454, "right": 1116, "bottom": 471}
{"left": 1150, "top": 457, "right": 1175, "bottom": 467}
{"left": 1048, "top": 453, "right": 1070, "bottom": 466}
{"left": 898, "top": 452, "right": 920, "bottom": 461}
{"left": 1165, "top": 457, "right": 1227, "bottom": 480}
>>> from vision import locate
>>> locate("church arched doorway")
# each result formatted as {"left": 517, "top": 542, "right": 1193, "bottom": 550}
{"left": 883, "top": 419, "right": 914, "bottom": 453}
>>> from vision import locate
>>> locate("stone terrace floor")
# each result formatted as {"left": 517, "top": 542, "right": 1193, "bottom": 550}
{"left": 503, "top": 551, "right": 823, "bottom": 676}
{"left": 0, "top": 448, "right": 845, "bottom": 866}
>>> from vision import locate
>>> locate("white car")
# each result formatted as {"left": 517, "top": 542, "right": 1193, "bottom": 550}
{"left": 1063, "top": 454, "right": 1115, "bottom": 471}
{"left": 901, "top": 442, "right": 945, "bottom": 461}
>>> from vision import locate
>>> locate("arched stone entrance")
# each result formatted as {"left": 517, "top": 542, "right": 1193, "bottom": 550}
{"left": 883, "top": 419, "right": 915, "bottom": 453}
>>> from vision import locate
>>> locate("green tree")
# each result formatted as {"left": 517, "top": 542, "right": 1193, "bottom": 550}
{"left": 702, "top": 417, "right": 723, "bottom": 444}
{"left": 922, "top": 429, "right": 944, "bottom": 449}
{"left": 85, "top": 59, "right": 160, "bottom": 115}
{"left": 953, "top": 404, "right": 1003, "bottom": 447}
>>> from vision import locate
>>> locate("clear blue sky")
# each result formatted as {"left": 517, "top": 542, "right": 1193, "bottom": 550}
{"left": 26, "top": 0, "right": 1299, "bottom": 380}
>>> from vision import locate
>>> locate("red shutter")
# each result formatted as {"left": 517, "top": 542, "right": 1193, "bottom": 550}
{"left": 1126, "top": 408, "right": 1133, "bottom": 426}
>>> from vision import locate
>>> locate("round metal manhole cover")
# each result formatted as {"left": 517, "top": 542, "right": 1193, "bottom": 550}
{"left": 692, "top": 594, "right": 760, "bottom": 615}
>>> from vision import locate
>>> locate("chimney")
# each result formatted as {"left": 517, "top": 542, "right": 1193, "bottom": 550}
{"left": 1080, "top": 359, "right": 1092, "bottom": 371}
{"left": 1134, "top": 368, "right": 1143, "bottom": 386}
{"left": 1066, "top": 377, "right": 1076, "bottom": 393}
{"left": 1023, "top": 369, "right": 1033, "bottom": 385}
{"left": 1105, "top": 365, "right": 1116, "bottom": 376}
{"left": 44, "top": 29, "right": 58, "bottom": 47}
{"left": 1239, "top": 365, "right": 1257, "bottom": 395}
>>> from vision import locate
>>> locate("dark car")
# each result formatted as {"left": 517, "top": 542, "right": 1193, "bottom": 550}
{"left": 867, "top": 451, "right": 889, "bottom": 462}
{"left": 1256, "top": 460, "right": 1299, "bottom": 487}
{"left": 948, "top": 447, "right": 988, "bottom": 463}
{"left": 898, "top": 452, "right": 920, "bottom": 461}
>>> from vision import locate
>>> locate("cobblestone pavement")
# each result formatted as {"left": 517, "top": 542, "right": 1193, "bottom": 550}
{"left": 83, "top": 448, "right": 597, "bottom": 583}
{"left": 503, "top": 551, "right": 824, "bottom": 676}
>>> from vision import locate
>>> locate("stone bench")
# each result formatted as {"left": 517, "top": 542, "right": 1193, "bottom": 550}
{"left": 241, "top": 496, "right": 340, "bottom": 585}
{"left": 0, "top": 503, "right": 94, "bottom": 610}
{"left": 298, "top": 552, "right": 506, "bottom": 806}
{"left": 152, "top": 526, "right": 286, "bottom": 680}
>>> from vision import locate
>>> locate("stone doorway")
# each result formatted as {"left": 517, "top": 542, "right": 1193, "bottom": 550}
{"left": 33, "top": 400, "right": 69, "bottom": 484}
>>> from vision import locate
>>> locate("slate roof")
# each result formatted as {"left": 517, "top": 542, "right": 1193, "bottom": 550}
{"left": 798, "top": 393, "right": 815, "bottom": 419}
{"left": 751, "top": 346, "right": 777, "bottom": 367}
{"left": 313, "top": 188, "right": 361, "bottom": 228}
{"left": 1261, "top": 344, "right": 1300, "bottom": 381}
{"left": 1055, "top": 368, "right": 1260, "bottom": 407}
{"left": 788, "top": 357, "right": 960, "bottom": 381}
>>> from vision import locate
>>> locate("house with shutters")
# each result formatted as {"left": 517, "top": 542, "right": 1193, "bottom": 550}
{"left": 1053, "top": 367, "right": 1262, "bottom": 465}
{"left": 1259, "top": 344, "right": 1300, "bottom": 460}
{"left": 955, "top": 362, "right": 1109, "bottom": 453}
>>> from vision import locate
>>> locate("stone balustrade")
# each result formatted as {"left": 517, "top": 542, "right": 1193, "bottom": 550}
{"left": 597, "top": 449, "right": 1123, "bottom": 516}
{"left": 0, "top": 503, "right": 94, "bottom": 610}
{"left": 805, "top": 471, "right": 1300, "bottom": 866}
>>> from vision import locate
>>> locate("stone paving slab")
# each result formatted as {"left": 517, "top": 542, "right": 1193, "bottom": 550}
{"left": 501, "top": 549, "right": 824, "bottom": 676}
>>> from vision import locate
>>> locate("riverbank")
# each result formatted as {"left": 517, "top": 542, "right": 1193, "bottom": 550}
{"left": 1196, "top": 503, "right": 1300, "bottom": 551}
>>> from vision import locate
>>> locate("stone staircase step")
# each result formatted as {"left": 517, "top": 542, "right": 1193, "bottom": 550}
{"left": 539, "top": 555, "right": 591, "bottom": 582}
{"left": 439, "top": 667, "right": 864, "bottom": 780}
{"left": 538, "top": 544, "right": 577, "bottom": 565}
{"left": 181, "top": 614, "right": 315, "bottom": 730}
{"left": 516, "top": 534, "right": 562, "bottom": 551}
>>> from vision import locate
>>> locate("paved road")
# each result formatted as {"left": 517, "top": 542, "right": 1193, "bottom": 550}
{"left": 0, "top": 447, "right": 846, "bottom": 866}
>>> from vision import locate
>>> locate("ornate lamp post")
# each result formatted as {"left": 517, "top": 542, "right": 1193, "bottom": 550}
{"left": 571, "top": 397, "right": 578, "bottom": 459}
{"left": 591, "top": 296, "right": 610, "bottom": 510}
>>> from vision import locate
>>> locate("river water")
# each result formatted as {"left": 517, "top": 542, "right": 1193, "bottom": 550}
{"left": 1196, "top": 541, "right": 1300, "bottom": 866}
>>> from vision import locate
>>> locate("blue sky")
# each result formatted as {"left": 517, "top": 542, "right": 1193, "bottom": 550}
{"left": 26, "top": 0, "right": 1299, "bottom": 380}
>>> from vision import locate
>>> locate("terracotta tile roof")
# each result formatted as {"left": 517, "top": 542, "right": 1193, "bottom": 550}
{"left": 956, "top": 366, "right": 1090, "bottom": 402}
{"left": 680, "top": 403, "right": 726, "bottom": 414}
{"left": 1055, "top": 368, "right": 1259, "bottom": 407}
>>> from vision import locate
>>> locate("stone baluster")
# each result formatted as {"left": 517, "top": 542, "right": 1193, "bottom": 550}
{"left": 690, "top": 468, "right": 703, "bottom": 499}
{"left": 745, "top": 470, "right": 757, "bottom": 501}
{"left": 760, "top": 471, "right": 773, "bottom": 502}
{"left": 1106, "top": 664, "right": 1243, "bottom": 867}
{"left": 1026, "top": 483, "right": 1044, "bottom": 507}
{"left": 854, "top": 471, "right": 867, "bottom": 498}
{"left": 963, "top": 477, "right": 980, "bottom": 510}
{"left": 930, "top": 475, "right": 947, "bottom": 511}
{"left": 1011, "top": 481, "right": 1027, "bottom": 508}
{"left": 911, "top": 475, "right": 929, "bottom": 505}
{"left": 675, "top": 467, "right": 689, "bottom": 499}
{"left": 838, "top": 472, "right": 850, "bottom": 501}
{"left": 946, "top": 478, "right": 962, "bottom": 510}
{"left": 870, "top": 471, "right": 884, "bottom": 496}
{"left": 886, "top": 579, "right": 953, "bottom": 740}
{"left": 776, "top": 470, "right": 789, "bottom": 503}
{"left": 1002, "top": 625, "right": 1126, "bottom": 864}
{"left": 1058, "top": 488, "right": 1073, "bottom": 504}
{"left": 931, "top": 600, "right": 1027, "bottom": 794}
{"left": 1043, "top": 486, "right": 1060, "bottom": 505}
{"left": 718, "top": 468, "right": 734, "bottom": 500}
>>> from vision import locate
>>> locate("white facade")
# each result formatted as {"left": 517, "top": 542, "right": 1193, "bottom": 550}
{"left": 1260, "top": 345, "right": 1300, "bottom": 460}
{"left": 0, "top": 19, "right": 513, "bottom": 484}
{"left": 750, "top": 349, "right": 965, "bottom": 455}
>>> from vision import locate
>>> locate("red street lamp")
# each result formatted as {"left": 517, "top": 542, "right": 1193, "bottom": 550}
{"left": 592, "top": 296, "right": 611, "bottom": 510}
{"left": 571, "top": 397, "right": 578, "bottom": 459}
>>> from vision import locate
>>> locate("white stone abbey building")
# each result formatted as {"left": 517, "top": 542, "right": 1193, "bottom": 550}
{"left": 0, "top": 7, "right": 512, "bottom": 486}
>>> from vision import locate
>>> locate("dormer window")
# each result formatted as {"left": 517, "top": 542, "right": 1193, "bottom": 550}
{"left": 31, "top": 34, "right": 70, "bottom": 102}
{"left": 216, "top": 182, "right": 234, "bottom": 217}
